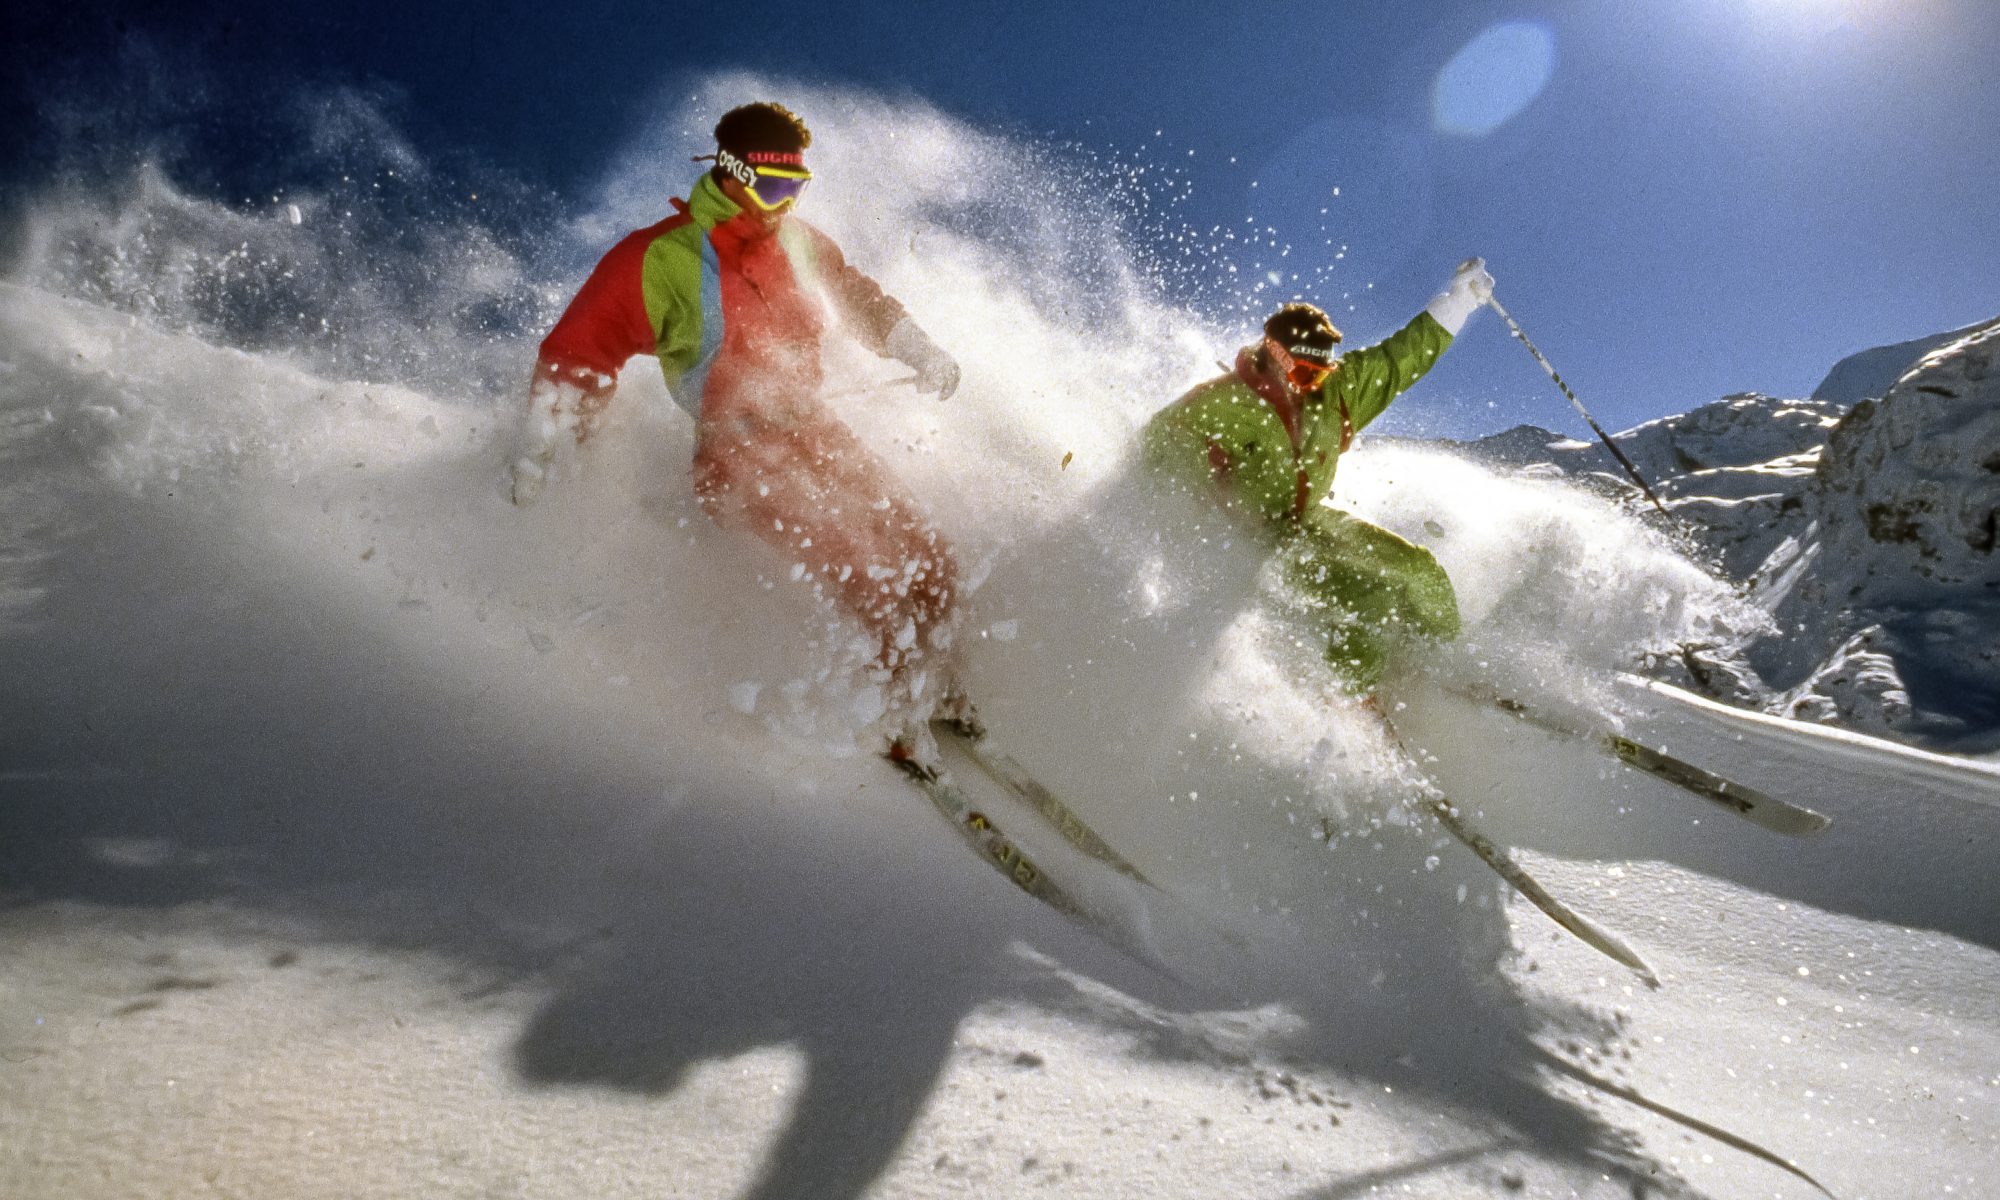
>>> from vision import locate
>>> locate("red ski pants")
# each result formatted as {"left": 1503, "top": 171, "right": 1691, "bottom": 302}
{"left": 693, "top": 409, "right": 958, "bottom": 678}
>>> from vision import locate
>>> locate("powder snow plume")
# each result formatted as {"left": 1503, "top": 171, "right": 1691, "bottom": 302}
{"left": 1, "top": 71, "right": 1759, "bottom": 957}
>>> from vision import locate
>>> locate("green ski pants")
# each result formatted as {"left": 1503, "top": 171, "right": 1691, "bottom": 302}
{"left": 1277, "top": 509, "right": 1461, "bottom": 693}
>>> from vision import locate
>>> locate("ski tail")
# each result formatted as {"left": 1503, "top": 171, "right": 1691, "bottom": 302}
{"left": 889, "top": 752, "right": 1086, "bottom": 918}
{"left": 1616, "top": 671, "right": 2000, "bottom": 812}
{"left": 1371, "top": 705, "right": 1660, "bottom": 985}
{"left": 1535, "top": 1047, "right": 1841, "bottom": 1199}
{"left": 1476, "top": 691, "right": 1832, "bottom": 836}
{"left": 930, "top": 716, "right": 1269, "bottom": 960}
{"left": 933, "top": 719, "right": 1162, "bottom": 890}
{"left": 886, "top": 752, "right": 1182, "bottom": 983}
{"left": 1604, "top": 732, "right": 1831, "bottom": 835}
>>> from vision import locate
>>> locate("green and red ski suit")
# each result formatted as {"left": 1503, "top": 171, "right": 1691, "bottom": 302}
{"left": 1141, "top": 310, "right": 1461, "bottom": 692}
{"left": 536, "top": 173, "right": 955, "bottom": 674}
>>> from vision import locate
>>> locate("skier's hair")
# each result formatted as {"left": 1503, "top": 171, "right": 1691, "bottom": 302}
{"left": 714, "top": 102, "right": 812, "bottom": 156}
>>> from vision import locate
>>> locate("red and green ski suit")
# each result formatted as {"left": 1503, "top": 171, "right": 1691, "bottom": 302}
{"left": 536, "top": 173, "right": 956, "bottom": 676}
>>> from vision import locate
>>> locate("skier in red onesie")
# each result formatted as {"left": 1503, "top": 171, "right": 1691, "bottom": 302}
{"left": 508, "top": 102, "right": 967, "bottom": 757}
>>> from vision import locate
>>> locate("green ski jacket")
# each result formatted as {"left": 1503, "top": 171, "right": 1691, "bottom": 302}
{"left": 1142, "top": 310, "right": 1454, "bottom": 528}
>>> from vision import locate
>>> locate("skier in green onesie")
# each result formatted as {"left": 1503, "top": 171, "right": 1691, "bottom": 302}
{"left": 1141, "top": 258, "right": 1495, "bottom": 694}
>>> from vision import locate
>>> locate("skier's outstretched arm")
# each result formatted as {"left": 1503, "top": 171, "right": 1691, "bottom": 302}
{"left": 1333, "top": 258, "right": 1493, "bottom": 433}
{"left": 808, "top": 225, "right": 962, "bottom": 401}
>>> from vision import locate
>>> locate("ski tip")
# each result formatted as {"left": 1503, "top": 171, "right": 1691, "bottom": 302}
{"left": 1733, "top": 790, "right": 1832, "bottom": 836}
{"left": 1774, "top": 807, "right": 1834, "bottom": 837}
{"left": 1602, "top": 938, "right": 1661, "bottom": 990}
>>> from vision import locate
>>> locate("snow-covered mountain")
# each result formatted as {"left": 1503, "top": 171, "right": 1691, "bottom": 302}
{"left": 1441, "top": 318, "right": 2000, "bottom": 752}
{"left": 1809, "top": 318, "right": 2000, "bottom": 405}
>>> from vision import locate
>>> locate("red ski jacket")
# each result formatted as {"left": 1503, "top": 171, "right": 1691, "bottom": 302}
{"left": 538, "top": 172, "right": 907, "bottom": 420}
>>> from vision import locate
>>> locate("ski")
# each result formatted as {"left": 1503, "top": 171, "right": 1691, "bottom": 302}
{"left": 1534, "top": 1047, "right": 1839, "bottom": 1198}
{"left": 1478, "top": 692, "right": 1832, "bottom": 836}
{"left": 1422, "top": 789, "right": 1660, "bottom": 987}
{"left": 1607, "top": 731, "right": 1829, "bottom": 834}
{"left": 885, "top": 752, "right": 1180, "bottom": 981}
{"left": 1374, "top": 708, "right": 1661, "bottom": 985}
{"left": 931, "top": 718, "right": 1162, "bottom": 890}
{"left": 917, "top": 704, "right": 1658, "bottom": 983}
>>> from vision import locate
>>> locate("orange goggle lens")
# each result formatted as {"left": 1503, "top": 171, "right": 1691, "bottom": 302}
{"left": 1286, "top": 360, "right": 1333, "bottom": 390}
{"left": 1270, "top": 336, "right": 1339, "bottom": 391}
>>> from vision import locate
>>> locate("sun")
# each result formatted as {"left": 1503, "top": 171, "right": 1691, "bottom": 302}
{"left": 1740, "top": 0, "right": 1879, "bottom": 32}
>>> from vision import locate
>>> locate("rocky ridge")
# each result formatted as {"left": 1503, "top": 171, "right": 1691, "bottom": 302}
{"left": 1443, "top": 316, "right": 2000, "bottom": 751}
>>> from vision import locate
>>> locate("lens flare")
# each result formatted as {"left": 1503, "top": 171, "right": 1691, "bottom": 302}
{"left": 1432, "top": 21, "right": 1558, "bottom": 137}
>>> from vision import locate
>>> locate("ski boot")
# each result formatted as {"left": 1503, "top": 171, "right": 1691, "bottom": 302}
{"left": 934, "top": 680, "right": 986, "bottom": 742}
{"left": 885, "top": 718, "right": 944, "bottom": 783}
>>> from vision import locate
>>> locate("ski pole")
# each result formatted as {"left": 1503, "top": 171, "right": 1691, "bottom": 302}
{"left": 820, "top": 373, "right": 921, "bottom": 402}
{"left": 1484, "top": 294, "right": 1671, "bottom": 517}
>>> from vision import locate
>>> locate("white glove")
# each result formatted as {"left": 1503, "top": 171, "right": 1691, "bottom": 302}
{"left": 885, "top": 317, "right": 961, "bottom": 401}
{"left": 510, "top": 450, "right": 552, "bottom": 506}
{"left": 1425, "top": 257, "right": 1495, "bottom": 336}
{"left": 509, "top": 388, "right": 573, "bottom": 507}
{"left": 510, "top": 365, "right": 616, "bottom": 506}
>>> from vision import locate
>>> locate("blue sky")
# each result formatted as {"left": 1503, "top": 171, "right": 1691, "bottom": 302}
{"left": 8, "top": 0, "right": 1999, "bottom": 436}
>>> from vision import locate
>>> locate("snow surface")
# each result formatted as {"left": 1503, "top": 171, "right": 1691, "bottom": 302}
{"left": 5, "top": 84, "right": 2000, "bottom": 1200}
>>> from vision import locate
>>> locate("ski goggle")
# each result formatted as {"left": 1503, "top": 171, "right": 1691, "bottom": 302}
{"left": 1269, "top": 339, "right": 1340, "bottom": 391}
{"left": 712, "top": 148, "right": 812, "bottom": 211}
{"left": 743, "top": 167, "right": 811, "bottom": 211}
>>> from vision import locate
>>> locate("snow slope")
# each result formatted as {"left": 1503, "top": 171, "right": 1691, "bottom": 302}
{"left": 5, "top": 84, "right": 2000, "bottom": 1200}
{"left": 1438, "top": 393, "right": 1848, "bottom": 578}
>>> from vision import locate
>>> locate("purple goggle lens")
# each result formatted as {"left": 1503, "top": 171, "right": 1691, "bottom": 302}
{"left": 747, "top": 171, "right": 810, "bottom": 210}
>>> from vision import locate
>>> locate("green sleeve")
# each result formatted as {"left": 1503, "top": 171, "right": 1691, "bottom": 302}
{"left": 1325, "top": 310, "right": 1455, "bottom": 433}
{"left": 641, "top": 232, "right": 707, "bottom": 382}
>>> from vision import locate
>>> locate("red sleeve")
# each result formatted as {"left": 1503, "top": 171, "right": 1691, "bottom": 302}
{"left": 537, "top": 217, "right": 681, "bottom": 375}
{"left": 800, "top": 223, "right": 907, "bottom": 351}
